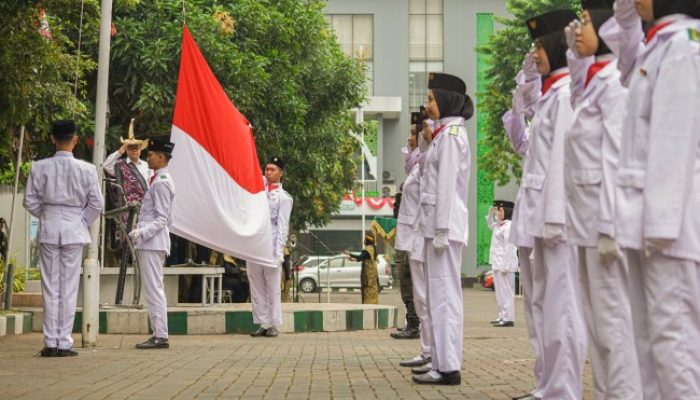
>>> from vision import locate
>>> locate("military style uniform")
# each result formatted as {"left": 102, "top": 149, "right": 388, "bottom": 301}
{"left": 23, "top": 121, "right": 104, "bottom": 355}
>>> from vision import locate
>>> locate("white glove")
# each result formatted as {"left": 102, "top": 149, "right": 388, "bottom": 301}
{"left": 522, "top": 52, "right": 539, "bottom": 81}
{"left": 512, "top": 87, "right": 525, "bottom": 115}
{"left": 614, "top": 0, "right": 640, "bottom": 28}
{"left": 644, "top": 238, "right": 674, "bottom": 258}
{"left": 433, "top": 231, "right": 449, "bottom": 251}
{"left": 128, "top": 229, "right": 143, "bottom": 247}
{"left": 597, "top": 234, "right": 622, "bottom": 266}
{"left": 565, "top": 20, "right": 581, "bottom": 58}
{"left": 543, "top": 223, "right": 564, "bottom": 248}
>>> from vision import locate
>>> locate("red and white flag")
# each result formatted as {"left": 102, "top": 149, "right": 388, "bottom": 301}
{"left": 169, "top": 26, "right": 274, "bottom": 267}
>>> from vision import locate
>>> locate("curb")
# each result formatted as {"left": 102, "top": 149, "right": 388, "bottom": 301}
{"left": 0, "top": 313, "right": 33, "bottom": 336}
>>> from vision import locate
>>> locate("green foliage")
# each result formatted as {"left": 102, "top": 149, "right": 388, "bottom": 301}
{"left": 0, "top": 256, "right": 36, "bottom": 294}
{"left": 0, "top": 1, "right": 99, "bottom": 175}
{"left": 477, "top": 0, "right": 579, "bottom": 185}
{"left": 109, "top": 0, "right": 367, "bottom": 229}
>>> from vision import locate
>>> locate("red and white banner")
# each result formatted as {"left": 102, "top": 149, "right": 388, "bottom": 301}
{"left": 169, "top": 26, "right": 274, "bottom": 267}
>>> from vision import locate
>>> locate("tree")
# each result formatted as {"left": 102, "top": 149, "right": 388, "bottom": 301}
{"left": 109, "top": 0, "right": 367, "bottom": 229}
{"left": 477, "top": 0, "right": 578, "bottom": 185}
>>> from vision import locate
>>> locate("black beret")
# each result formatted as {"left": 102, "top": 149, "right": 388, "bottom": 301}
{"left": 52, "top": 120, "right": 76, "bottom": 138}
{"left": 526, "top": 9, "right": 578, "bottom": 40}
{"left": 493, "top": 200, "right": 515, "bottom": 208}
{"left": 148, "top": 136, "right": 175, "bottom": 155}
{"left": 428, "top": 72, "right": 467, "bottom": 94}
{"left": 411, "top": 112, "right": 425, "bottom": 126}
{"left": 581, "top": 0, "right": 615, "bottom": 10}
{"left": 267, "top": 156, "right": 285, "bottom": 170}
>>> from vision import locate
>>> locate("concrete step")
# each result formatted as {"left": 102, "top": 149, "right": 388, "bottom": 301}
{"left": 19, "top": 303, "right": 397, "bottom": 335}
{"left": 0, "top": 312, "right": 32, "bottom": 336}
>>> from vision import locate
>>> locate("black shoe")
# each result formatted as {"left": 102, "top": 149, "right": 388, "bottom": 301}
{"left": 40, "top": 347, "right": 58, "bottom": 357}
{"left": 411, "top": 363, "right": 432, "bottom": 374}
{"left": 265, "top": 327, "right": 278, "bottom": 337}
{"left": 135, "top": 337, "right": 169, "bottom": 349}
{"left": 512, "top": 394, "right": 540, "bottom": 400}
{"left": 400, "top": 356, "right": 430, "bottom": 367}
{"left": 391, "top": 328, "right": 420, "bottom": 339}
{"left": 490, "top": 318, "right": 503, "bottom": 324}
{"left": 250, "top": 327, "right": 268, "bottom": 337}
{"left": 412, "top": 371, "right": 461, "bottom": 385}
{"left": 494, "top": 321, "right": 514, "bottom": 327}
{"left": 57, "top": 349, "right": 79, "bottom": 357}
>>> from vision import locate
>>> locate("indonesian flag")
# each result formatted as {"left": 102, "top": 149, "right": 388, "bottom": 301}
{"left": 169, "top": 26, "right": 275, "bottom": 267}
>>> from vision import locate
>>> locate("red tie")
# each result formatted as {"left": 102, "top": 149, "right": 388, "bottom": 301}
{"left": 585, "top": 60, "right": 612, "bottom": 88}
{"left": 541, "top": 72, "right": 569, "bottom": 95}
{"left": 149, "top": 174, "right": 156, "bottom": 186}
{"left": 644, "top": 21, "right": 673, "bottom": 44}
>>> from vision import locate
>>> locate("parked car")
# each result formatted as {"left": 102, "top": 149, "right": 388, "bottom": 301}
{"left": 296, "top": 254, "right": 393, "bottom": 293}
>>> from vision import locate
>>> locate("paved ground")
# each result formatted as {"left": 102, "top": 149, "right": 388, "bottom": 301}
{"left": 0, "top": 287, "right": 593, "bottom": 400}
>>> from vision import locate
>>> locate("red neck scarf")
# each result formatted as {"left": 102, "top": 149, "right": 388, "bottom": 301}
{"left": 585, "top": 60, "right": 612, "bottom": 88}
{"left": 645, "top": 21, "right": 674, "bottom": 44}
{"left": 542, "top": 72, "right": 569, "bottom": 95}
{"left": 432, "top": 124, "right": 446, "bottom": 140}
{"left": 269, "top": 183, "right": 279, "bottom": 191}
{"left": 149, "top": 174, "right": 156, "bottom": 186}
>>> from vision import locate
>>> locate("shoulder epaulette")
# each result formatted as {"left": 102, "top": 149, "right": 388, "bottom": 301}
{"left": 449, "top": 126, "right": 460, "bottom": 136}
{"left": 689, "top": 28, "right": 700, "bottom": 42}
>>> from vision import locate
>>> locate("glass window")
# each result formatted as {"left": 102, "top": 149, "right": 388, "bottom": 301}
{"left": 409, "top": 61, "right": 443, "bottom": 111}
{"left": 327, "top": 14, "right": 374, "bottom": 95}
{"left": 409, "top": 15, "right": 443, "bottom": 60}
{"left": 409, "top": 0, "right": 442, "bottom": 14}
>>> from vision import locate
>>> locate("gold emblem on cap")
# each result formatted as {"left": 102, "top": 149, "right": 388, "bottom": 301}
{"left": 429, "top": 73, "right": 435, "bottom": 81}
{"left": 528, "top": 19, "right": 537, "bottom": 29}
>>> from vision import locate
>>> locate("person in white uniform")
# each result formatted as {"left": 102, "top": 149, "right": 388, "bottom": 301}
{"left": 248, "top": 157, "right": 293, "bottom": 338}
{"left": 486, "top": 200, "right": 518, "bottom": 328}
{"left": 600, "top": 0, "right": 700, "bottom": 397}
{"left": 396, "top": 112, "right": 432, "bottom": 365}
{"left": 519, "top": 9, "right": 588, "bottom": 399}
{"left": 563, "top": 2, "right": 643, "bottom": 399}
{"left": 23, "top": 120, "right": 104, "bottom": 357}
{"left": 103, "top": 119, "right": 153, "bottom": 183}
{"left": 412, "top": 72, "right": 473, "bottom": 386}
{"left": 503, "top": 53, "right": 544, "bottom": 400}
{"left": 129, "top": 137, "right": 176, "bottom": 349}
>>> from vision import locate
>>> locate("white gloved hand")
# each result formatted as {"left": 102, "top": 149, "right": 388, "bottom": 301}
{"left": 565, "top": 20, "right": 582, "bottom": 58}
{"left": 543, "top": 223, "right": 565, "bottom": 248}
{"left": 511, "top": 87, "right": 526, "bottom": 115}
{"left": 597, "top": 234, "right": 622, "bottom": 266}
{"left": 522, "top": 52, "right": 539, "bottom": 81}
{"left": 433, "top": 231, "right": 449, "bottom": 251}
{"left": 614, "top": 0, "right": 640, "bottom": 28}
{"left": 128, "top": 229, "right": 142, "bottom": 247}
{"left": 644, "top": 238, "right": 674, "bottom": 258}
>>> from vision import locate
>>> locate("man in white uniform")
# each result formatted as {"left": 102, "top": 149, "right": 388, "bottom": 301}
{"left": 24, "top": 120, "right": 104, "bottom": 357}
{"left": 248, "top": 157, "right": 293, "bottom": 338}
{"left": 129, "top": 137, "right": 176, "bottom": 349}
{"left": 412, "top": 72, "right": 472, "bottom": 385}
{"left": 600, "top": 1, "right": 700, "bottom": 397}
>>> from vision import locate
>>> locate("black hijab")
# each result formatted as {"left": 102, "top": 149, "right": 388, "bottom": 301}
{"left": 587, "top": 9, "right": 613, "bottom": 56}
{"left": 432, "top": 89, "right": 474, "bottom": 121}
{"left": 653, "top": 0, "right": 700, "bottom": 19}
{"left": 538, "top": 31, "right": 568, "bottom": 72}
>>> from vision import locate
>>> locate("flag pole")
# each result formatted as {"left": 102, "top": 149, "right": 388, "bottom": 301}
{"left": 3, "top": 126, "right": 25, "bottom": 310}
{"left": 83, "top": 0, "right": 113, "bottom": 346}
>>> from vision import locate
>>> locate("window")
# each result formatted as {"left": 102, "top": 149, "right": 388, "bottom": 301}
{"left": 408, "top": 0, "right": 444, "bottom": 111}
{"left": 326, "top": 14, "right": 374, "bottom": 95}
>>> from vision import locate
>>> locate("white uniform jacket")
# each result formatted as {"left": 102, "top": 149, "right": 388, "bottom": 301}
{"left": 23, "top": 151, "right": 104, "bottom": 245}
{"left": 134, "top": 168, "right": 175, "bottom": 254}
{"left": 487, "top": 218, "right": 519, "bottom": 272}
{"left": 608, "top": 16, "right": 700, "bottom": 261}
{"left": 103, "top": 150, "right": 153, "bottom": 182}
{"left": 401, "top": 146, "right": 421, "bottom": 175}
{"left": 395, "top": 161, "right": 421, "bottom": 252}
{"left": 519, "top": 70, "right": 574, "bottom": 238}
{"left": 267, "top": 181, "right": 293, "bottom": 263}
{"left": 565, "top": 59, "right": 627, "bottom": 247}
{"left": 418, "top": 117, "right": 471, "bottom": 246}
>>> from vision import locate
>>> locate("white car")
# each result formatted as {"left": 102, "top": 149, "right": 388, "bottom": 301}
{"left": 295, "top": 254, "right": 393, "bottom": 293}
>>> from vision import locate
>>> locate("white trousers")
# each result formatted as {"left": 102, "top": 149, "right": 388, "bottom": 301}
{"left": 138, "top": 250, "right": 168, "bottom": 339}
{"left": 577, "top": 247, "right": 641, "bottom": 400}
{"left": 39, "top": 243, "right": 83, "bottom": 350}
{"left": 247, "top": 263, "right": 282, "bottom": 328}
{"left": 493, "top": 270, "right": 515, "bottom": 322}
{"left": 627, "top": 249, "right": 700, "bottom": 399}
{"left": 532, "top": 238, "right": 586, "bottom": 400}
{"left": 409, "top": 258, "right": 432, "bottom": 359}
{"left": 518, "top": 247, "right": 544, "bottom": 398}
{"left": 424, "top": 239, "right": 464, "bottom": 372}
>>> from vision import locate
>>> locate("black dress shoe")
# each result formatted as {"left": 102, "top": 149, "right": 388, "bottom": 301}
{"left": 494, "top": 321, "right": 514, "bottom": 327}
{"left": 57, "top": 349, "right": 79, "bottom": 357}
{"left": 490, "top": 318, "right": 503, "bottom": 324}
{"left": 135, "top": 337, "right": 169, "bottom": 349}
{"left": 250, "top": 327, "right": 268, "bottom": 337}
{"left": 391, "top": 328, "right": 420, "bottom": 339}
{"left": 411, "top": 363, "right": 432, "bottom": 374}
{"left": 265, "top": 327, "right": 278, "bottom": 337}
{"left": 399, "top": 356, "right": 430, "bottom": 367}
{"left": 40, "top": 347, "right": 58, "bottom": 357}
{"left": 412, "top": 371, "right": 461, "bottom": 385}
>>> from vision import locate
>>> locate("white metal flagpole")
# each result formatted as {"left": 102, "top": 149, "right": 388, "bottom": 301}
{"left": 83, "top": 0, "right": 113, "bottom": 346}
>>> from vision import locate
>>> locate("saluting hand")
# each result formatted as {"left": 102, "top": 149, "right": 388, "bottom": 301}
{"left": 565, "top": 20, "right": 582, "bottom": 58}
